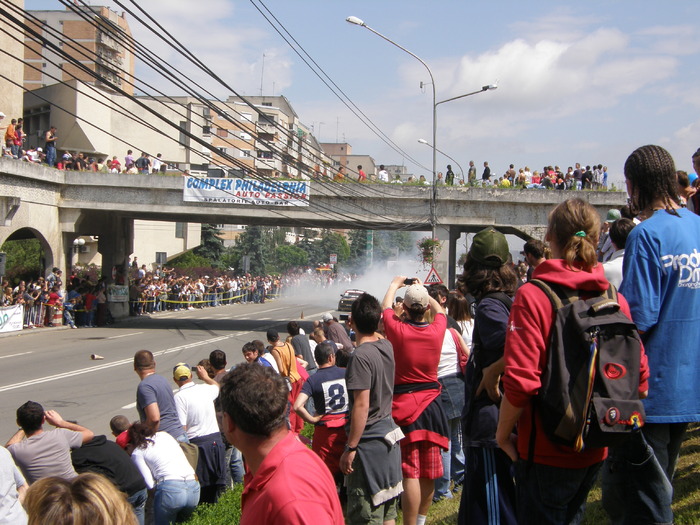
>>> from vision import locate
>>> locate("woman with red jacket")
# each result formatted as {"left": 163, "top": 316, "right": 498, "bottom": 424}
{"left": 496, "top": 198, "right": 649, "bottom": 524}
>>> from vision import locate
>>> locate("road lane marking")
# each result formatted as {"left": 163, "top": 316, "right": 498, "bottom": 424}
{"left": 107, "top": 332, "right": 143, "bottom": 340}
{"left": 0, "top": 351, "right": 33, "bottom": 359}
{"left": 0, "top": 335, "right": 235, "bottom": 393}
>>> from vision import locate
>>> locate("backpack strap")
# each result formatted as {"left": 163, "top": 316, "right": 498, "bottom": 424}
{"left": 529, "top": 279, "right": 581, "bottom": 308}
{"left": 480, "top": 291, "right": 513, "bottom": 311}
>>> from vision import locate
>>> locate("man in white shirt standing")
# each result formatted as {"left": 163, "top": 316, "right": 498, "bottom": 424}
{"left": 173, "top": 363, "right": 226, "bottom": 504}
{"left": 602, "top": 218, "right": 635, "bottom": 288}
{"left": 378, "top": 164, "right": 390, "bottom": 182}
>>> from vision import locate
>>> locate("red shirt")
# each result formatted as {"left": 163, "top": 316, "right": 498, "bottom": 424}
{"left": 241, "top": 431, "right": 343, "bottom": 525}
{"left": 383, "top": 310, "right": 446, "bottom": 426}
{"left": 503, "top": 260, "right": 649, "bottom": 468}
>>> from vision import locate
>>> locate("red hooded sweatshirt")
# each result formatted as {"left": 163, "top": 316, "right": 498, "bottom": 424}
{"left": 502, "top": 259, "right": 649, "bottom": 468}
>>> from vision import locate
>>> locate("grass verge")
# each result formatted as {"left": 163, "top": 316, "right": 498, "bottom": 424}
{"left": 184, "top": 424, "right": 700, "bottom": 524}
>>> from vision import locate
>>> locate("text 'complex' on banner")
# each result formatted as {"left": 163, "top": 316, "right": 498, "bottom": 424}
{"left": 183, "top": 176, "right": 310, "bottom": 207}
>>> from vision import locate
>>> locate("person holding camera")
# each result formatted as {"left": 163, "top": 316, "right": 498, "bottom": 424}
{"left": 382, "top": 276, "right": 449, "bottom": 525}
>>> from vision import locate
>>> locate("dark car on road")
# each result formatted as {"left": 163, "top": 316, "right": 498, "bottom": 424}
{"left": 337, "top": 289, "right": 365, "bottom": 319}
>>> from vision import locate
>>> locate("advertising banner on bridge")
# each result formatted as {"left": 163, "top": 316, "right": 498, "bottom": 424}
{"left": 0, "top": 304, "right": 24, "bottom": 333}
{"left": 183, "top": 177, "right": 310, "bottom": 206}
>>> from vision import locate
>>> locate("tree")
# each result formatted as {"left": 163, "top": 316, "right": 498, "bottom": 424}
{"left": 167, "top": 250, "right": 210, "bottom": 269}
{"left": 1, "top": 238, "right": 44, "bottom": 284}
{"left": 230, "top": 225, "right": 272, "bottom": 275}
{"left": 347, "top": 229, "right": 369, "bottom": 269}
{"left": 274, "top": 244, "right": 308, "bottom": 273}
{"left": 194, "top": 224, "right": 224, "bottom": 264}
{"left": 319, "top": 230, "right": 350, "bottom": 264}
{"left": 377, "top": 230, "right": 412, "bottom": 260}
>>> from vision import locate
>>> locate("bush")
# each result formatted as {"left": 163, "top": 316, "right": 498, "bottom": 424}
{"left": 184, "top": 483, "right": 243, "bottom": 525}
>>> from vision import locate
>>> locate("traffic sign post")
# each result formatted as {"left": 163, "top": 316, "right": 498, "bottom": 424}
{"left": 330, "top": 253, "right": 337, "bottom": 264}
{"left": 424, "top": 266, "right": 443, "bottom": 284}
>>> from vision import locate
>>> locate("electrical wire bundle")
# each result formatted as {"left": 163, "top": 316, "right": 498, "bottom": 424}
{"left": 0, "top": 0, "right": 432, "bottom": 230}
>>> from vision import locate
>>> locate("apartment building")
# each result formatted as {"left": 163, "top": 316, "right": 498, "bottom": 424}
{"left": 24, "top": 4, "right": 135, "bottom": 95}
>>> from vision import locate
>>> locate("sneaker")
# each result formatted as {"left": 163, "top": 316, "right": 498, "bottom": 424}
{"left": 71, "top": 325, "right": 78, "bottom": 329}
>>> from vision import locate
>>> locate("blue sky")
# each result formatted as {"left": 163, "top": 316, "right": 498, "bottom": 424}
{"left": 26, "top": 1, "right": 700, "bottom": 185}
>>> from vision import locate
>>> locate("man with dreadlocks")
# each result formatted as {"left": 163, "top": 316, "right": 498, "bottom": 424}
{"left": 601, "top": 145, "right": 700, "bottom": 525}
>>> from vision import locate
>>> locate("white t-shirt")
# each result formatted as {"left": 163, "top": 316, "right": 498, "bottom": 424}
{"left": 0, "top": 446, "right": 27, "bottom": 525}
{"left": 130, "top": 431, "right": 195, "bottom": 489}
{"left": 174, "top": 382, "right": 220, "bottom": 439}
{"left": 437, "top": 329, "right": 460, "bottom": 378}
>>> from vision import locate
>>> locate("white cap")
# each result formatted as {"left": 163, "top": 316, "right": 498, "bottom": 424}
{"left": 322, "top": 312, "right": 333, "bottom": 322}
{"left": 0, "top": 112, "right": 5, "bottom": 119}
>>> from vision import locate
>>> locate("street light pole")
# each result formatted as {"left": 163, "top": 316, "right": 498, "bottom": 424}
{"left": 418, "top": 139, "right": 464, "bottom": 183}
{"left": 346, "top": 16, "right": 438, "bottom": 234}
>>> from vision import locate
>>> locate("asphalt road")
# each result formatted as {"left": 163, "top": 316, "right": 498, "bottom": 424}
{"left": 0, "top": 291, "right": 340, "bottom": 441}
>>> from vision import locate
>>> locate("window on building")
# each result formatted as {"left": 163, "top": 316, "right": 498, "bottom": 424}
{"left": 260, "top": 114, "right": 275, "bottom": 125}
{"left": 239, "top": 150, "right": 252, "bottom": 158}
{"left": 219, "top": 147, "right": 228, "bottom": 156}
{"left": 241, "top": 113, "right": 253, "bottom": 122}
{"left": 262, "top": 102, "right": 272, "bottom": 107}
{"left": 257, "top": 150, "right": 274, "bottom": 159}
{"left": 178, "top": 121, "right": 187, "bottom": 146}
{"left": 217, "top": 128, "right": 228, "bottom": 138}
{"left": 202, "top": 126, "right": 211, "bottom": 135}
{"left": 240, "top": 131, "right": 251, "bottom": 140}
{"left": 175, "top": 223, "right": 186, "bottom": 239}
{"left": 155, "top": 252, "right": 167, "bottom": 264}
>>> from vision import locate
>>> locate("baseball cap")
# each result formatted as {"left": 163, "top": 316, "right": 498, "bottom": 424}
{"left": 322, "top": 312, "right": 333, "bottom": 322}
{"left": 266, "top": 328, "right": 278, "bottom": 341}
{"left": 605, "top": 209, "right": 622, "bottom": 223}
{"left": 0, "top": 112, "right": 5, "bottom": 119}
{"left": 172, "top": 363, "right": 192, "bottom": 380}
{"left": 403, "top": 284, "right": 429, "bottom": 308}
{"left": 469, "top": 227, "right": 510, "bottom": 268}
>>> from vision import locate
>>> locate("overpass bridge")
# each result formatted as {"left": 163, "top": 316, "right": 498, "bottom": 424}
{"left": 0, "top": 158, "right": 627, "bottom": 291}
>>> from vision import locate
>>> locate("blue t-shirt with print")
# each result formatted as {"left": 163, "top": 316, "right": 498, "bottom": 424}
{"left": 620, "top": 207, "right": 700, "bottom": 423}
{"left": 300, "top": 365, "right": 348, "bottom": 417}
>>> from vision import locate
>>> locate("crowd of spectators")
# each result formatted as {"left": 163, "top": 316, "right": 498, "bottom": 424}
{"left": 3, "top": 115, "right": 612, "bottom": 191}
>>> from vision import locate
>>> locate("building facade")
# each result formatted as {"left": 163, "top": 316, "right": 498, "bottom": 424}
{"left": 24, "top": 5, "right": 135, "bottom": 95}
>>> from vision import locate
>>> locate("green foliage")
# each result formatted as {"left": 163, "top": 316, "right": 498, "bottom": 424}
{"left": 194, "top": 224, "right": 224, "bottom": 263}
{"left": 373, "top": 230, "right": 412, "bottom": 261}
{"left": 319, "top": 230, "right": 350, "bottom": 264}
{"left": 274, "top": 244, "right": 309, "bottom": 273}
{"left": 184, "top": 484, "right": 243, "bottom": 525}
{"left": 167, "top": 250, "right": 211, "bottom": 269}
{"left": 232, "top": 225, "right": 273, "bottom": 275}
{"left": 0, "top": 238, "right": 43, "bottom": 284}
{"left": 347, "top": 229, "right": 369, "bottom": 268}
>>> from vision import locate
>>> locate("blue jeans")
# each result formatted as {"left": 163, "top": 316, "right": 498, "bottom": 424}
{"left": 46, "top": 146, "right": 56, "bottom": 167}
{"left": 435, "top": 374, "right": 465, "bottom": 499}
{"left": 154, "top": 479, "right": 200, "bottom": 525}
{"left": 515, "top": 459, "right": 601, "bottom": 525}
{"left": 126, "top": 488, "right": 147, "bottom": 525}
{"left": 601, "top": 425, "right": 684, "bottom": 525}
{"left": 229, "top": 445, "right": 244, "bottom": 484}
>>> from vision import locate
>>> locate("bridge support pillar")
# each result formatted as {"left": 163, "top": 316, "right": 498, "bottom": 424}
{"left": 434, "top": 225, "right": 460, "bottom": 288}
{"left": 97, "top": 217, "right": 134, "bottom": 319}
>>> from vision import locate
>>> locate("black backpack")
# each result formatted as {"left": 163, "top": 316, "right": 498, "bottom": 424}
{"left": 529, "top": 279, "right": 645, "bottom": 453}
